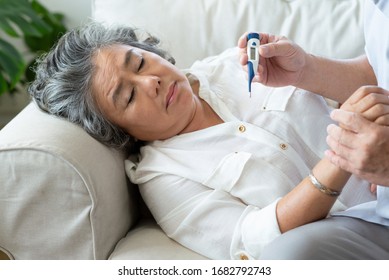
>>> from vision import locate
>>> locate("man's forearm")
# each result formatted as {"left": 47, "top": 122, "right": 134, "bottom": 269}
{"left": 296, "top": 54, "right": 377, "bottom": 103}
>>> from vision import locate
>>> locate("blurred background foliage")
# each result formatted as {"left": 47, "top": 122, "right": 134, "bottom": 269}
{"left": 0, "top": 0, "right": 67, "bottom": 95}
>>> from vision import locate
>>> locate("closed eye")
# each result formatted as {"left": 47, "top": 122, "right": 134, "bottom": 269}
{"left": 128, "top": 89, "right": 135, "bottom": 105}
{"left": 128, "top": 56, "right": 144, "bottom": 105}
{"left": 138, "top": 56, "right": 144, "bottom": 71}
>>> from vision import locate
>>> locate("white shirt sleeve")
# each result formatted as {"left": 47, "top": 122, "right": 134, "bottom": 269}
{"left": 138, "top": 172, "right": 282, "bottom": 260}
{"left": 231, "top": 200, "right": 281, "bottom": 259}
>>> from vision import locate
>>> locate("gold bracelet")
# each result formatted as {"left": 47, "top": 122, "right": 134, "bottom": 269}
{"left": 308, "top": 173, "right": 341, "bottom": 197}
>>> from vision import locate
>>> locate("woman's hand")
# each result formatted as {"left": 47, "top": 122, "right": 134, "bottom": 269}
{"left": 238, "top": 32, "right": 308, "bottom": 88}
{"left": 339, "top": 86, "right": 389, "bottom": 125}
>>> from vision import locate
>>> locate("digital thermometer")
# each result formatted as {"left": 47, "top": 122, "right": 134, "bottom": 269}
{"left": 247, "top": 32, "right": 260, "bottom": 97}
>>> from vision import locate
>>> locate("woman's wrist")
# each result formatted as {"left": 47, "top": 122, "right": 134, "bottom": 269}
{"left": 311, "top": 157, "right": 351, "bottom": 194}
{"left": 308, "top": 172, "right": 342, "bottom": 197}
{"left": 276, "top": 158, "right": 350, "bottom": 233}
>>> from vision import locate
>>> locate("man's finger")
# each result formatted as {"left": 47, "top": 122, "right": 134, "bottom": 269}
{"left": 325, "top": 149, "right": 355, "bottom": 174}
{"left": 330, "top": 109, "right": 372, "bottom": 133}
{"left": 343, "top": 85, "right": 388, "bottom": 107}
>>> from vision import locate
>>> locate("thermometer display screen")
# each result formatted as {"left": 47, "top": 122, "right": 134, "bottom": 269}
{"left": 250, "top": 47, "right": 256, "bottom": 59}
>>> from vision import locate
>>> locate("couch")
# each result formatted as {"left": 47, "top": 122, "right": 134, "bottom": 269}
{"left": 0, "top": 0, "right": 366, "bottom": 260}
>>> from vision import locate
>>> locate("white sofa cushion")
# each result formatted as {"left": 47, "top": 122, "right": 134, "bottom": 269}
{"left": 0, "top": 103, "right": 136, "bottom": 259}
{"left": 92, "top": 0, "right": 365, "bottom": 69}
{"left": 109, "top": 219, "right": 208, "bottom": 260}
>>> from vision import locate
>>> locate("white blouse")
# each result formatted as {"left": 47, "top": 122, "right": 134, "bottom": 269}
{"left": 126, "top": 48, "right": 374, "bottom": 259}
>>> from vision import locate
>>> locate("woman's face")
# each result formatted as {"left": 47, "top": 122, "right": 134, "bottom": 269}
{"left": 92, "top": 44, "right": 197, "bottom": 141}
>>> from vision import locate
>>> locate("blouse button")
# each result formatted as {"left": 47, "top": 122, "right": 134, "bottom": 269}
{"left": 238, "top": 125, "right": 246, "bottom": 133}
{"left": 279, "top": 143, "right": 288, "bottom": 150}
{"left": 240, "top": 253, "right": 249, "bottom": 260}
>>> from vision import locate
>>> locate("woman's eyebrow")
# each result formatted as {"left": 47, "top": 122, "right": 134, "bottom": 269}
{"left": 111, "top": 48, "right": 134, "bottom": 108}
{"left": 112, "top": 82, "right": 123, "bottom": 108}
{"left": 124, "top": 48, "right": 134, "bottom": 68}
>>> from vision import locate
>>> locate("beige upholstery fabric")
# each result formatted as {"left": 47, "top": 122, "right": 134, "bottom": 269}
{"left": 109, "top": 219, "right": 208, "bottom": 260}
{"left": 0, "top": 103, "right": 136, "bottom": 259}
{"left": 93, "top": 0, "right": 365, "bottom": 69}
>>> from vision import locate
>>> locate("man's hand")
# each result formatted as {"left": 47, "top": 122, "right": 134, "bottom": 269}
{"left": 238, "top": 32, "right": 308, "bottom": 87}
{"left": 326, "top": 86, "right": 389, "bottom": 186}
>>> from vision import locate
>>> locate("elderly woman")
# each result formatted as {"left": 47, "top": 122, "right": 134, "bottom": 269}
{"left": 29, "top": 22, "right": 376, "bottom": 259}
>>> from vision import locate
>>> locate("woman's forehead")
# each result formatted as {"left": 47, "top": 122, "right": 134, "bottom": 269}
{"left": 94, "top": 44, "right": 131, "bottom": 66}
{"left": 91, "top": 47, "right": 125, "bottom": 109}
{"left": 92, "top": 44, "right": 142, "bottom": 80}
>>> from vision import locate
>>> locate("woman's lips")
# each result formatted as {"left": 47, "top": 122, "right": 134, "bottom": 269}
{"left": 166, "top": 82, "right": 177, "bottom": 109}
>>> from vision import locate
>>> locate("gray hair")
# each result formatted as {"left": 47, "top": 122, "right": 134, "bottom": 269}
{"left": 28, "top": 21, "right": 175, "bottom": 152}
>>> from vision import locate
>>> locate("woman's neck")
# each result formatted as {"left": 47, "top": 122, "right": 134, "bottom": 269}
{"left": 178, "top": 74, "right": 223, "bottom": 135}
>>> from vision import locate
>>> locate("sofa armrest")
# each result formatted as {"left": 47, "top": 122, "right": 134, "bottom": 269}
{"left": 0, "top": 103, "right": 137, "bottom": 259}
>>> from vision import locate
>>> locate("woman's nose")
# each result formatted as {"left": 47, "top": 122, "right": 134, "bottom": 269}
{"left": 141, "top": 76, "right": 160, "bottom": 98}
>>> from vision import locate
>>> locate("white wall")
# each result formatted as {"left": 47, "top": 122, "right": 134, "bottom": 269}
{"left": 0, "top": 0, "right": 93, "bottom": 128}
{"left": 39, "top": 0, "right": 92, "bottom": 28}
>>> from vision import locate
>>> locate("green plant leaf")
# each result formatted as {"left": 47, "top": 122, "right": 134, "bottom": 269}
{"left": 0, "top": 52, "right": 25, "bottom": 88}
{"left": 0, "top": 72, "right": 9, "bottom": 95}
{"left": 8, "top": 15, "right": 43, "bottom": 37}
{"left": 0, "top": 0, "right": 52, "bottom": 38}
{"left": 0, "top": 38, "right": 24, "bottom": 62}
{"left": 0, "top": 18, "right": 19, "bottom": 37}
{"left": 23, "top": 1, "right": 67, "bottom": 82}
{"left": 0, "top": 0, "right": 67, "bottom": 93}
{"left": 24, "top": 23, "right": 66, "bottom": 53}
{"left": 0, "top": 38, "right": 25, "bottom": 89}
{"left": 31, "top": 1, "right": 64, "bottom": 27}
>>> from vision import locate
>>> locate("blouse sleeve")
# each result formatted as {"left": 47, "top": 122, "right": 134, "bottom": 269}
{"left": 139, "top": 173, "right": 282, "bottom": 260}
